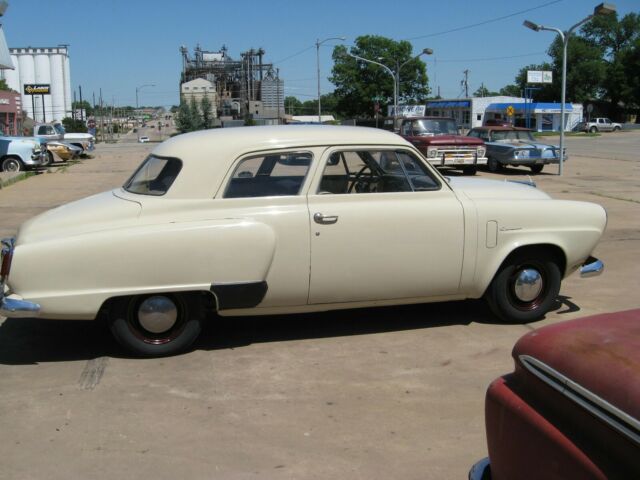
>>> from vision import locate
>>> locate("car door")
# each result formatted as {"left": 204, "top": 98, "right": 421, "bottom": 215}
{"left": 307, "top": 147, "right": 465, "bottom": 305}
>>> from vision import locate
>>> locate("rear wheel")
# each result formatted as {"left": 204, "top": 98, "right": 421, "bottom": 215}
{"left": 1, "top": 157, "right": 24, "bottom": 172}
{"left": 462, "top": 166, "right": 477, "bottom": 176}
{"left": 589, "top": 126, "right": 598, "bottom": 133}
{"left": 108, "top": 292, "right": 203, "bottom": 356}
{"left": 530, "top": 164, "right": 544, "bottom": 174}
{"left": 486, "top": 249, "right": 561, "bottom": 323}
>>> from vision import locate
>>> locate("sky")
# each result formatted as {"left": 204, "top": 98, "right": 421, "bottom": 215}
{"left": 2, "top": 0, "right": 638, "bottom": 108}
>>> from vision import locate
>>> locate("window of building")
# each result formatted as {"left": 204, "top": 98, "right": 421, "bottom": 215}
{"left": 477, "top": 114, "right": 482, "bottom": 121}
{"left": 224, "top": 152, "right": 312, "bottom": 198}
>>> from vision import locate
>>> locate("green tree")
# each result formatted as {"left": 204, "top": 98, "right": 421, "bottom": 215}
{"left": 0, "top": 79, "right": 10, "bottom": 91}
{"left": 499, "top": 84, "right": 522, "bottom": 97}
{"left": 473, "top": 85, "right": 499, "bottom": 97}
{"left": 61, "top": 117, "right": 88, "bottom": 133}
{"left": 72, "top": 100, "right": 94, "bottom": 117}
{"left": 175, "top": 96, "right": 194, "bottom": 133}
{"left": 581, "top": 13, "right": 640, "bottom": 113}
{"left": 284, "top": 96, "right": 303, "bottom": 114}
{"left": 189, "top": 96, "right": 203, "bottom": 130}
{"left": 200, "top": 96, "right": 214, "bottom": 129}
{"left": 330, "top": 35, "right": 429, "bottom": 117}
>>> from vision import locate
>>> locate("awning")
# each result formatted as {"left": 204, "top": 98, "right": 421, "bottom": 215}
{"left": 0, "top": 25, "right": 13, "bottom": 70}
{"left": 425, "top": 100, "right": 470, "bottom": 108}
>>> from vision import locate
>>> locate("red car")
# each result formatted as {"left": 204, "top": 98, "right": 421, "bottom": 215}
{"left": 471, "top": 309, "right": 640, "bottom": 479}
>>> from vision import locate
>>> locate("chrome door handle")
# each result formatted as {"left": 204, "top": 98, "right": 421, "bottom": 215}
{"left": 314, "top": 212, "right": 339, "bottom": 225}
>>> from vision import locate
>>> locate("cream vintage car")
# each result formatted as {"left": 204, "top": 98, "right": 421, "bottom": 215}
{"left": 0, "top": 126, "right": 606, "bottom": 356}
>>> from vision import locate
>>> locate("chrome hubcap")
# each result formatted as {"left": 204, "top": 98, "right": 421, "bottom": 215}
{"left": 514, "top": 268, "right": 543, "bottom": 302}
{"left": 138, "top": 296, "right": 178, "bottom": 333}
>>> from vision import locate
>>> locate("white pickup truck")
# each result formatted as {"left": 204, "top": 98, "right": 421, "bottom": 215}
{"left": 576, "top": 118, "right": 622, "bottom": 133}
{"left": 34, "top": 122, "right": 95, "bottom": 154}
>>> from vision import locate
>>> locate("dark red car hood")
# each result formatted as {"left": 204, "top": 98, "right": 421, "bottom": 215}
{"left": 407, "top": 134, "right": 483, "bottom": 146}
{"left": 513, "top": 309, "right": 640, "bottom": 424}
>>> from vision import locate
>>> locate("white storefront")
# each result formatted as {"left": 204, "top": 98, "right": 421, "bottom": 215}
{"left": 424, "top": 96, "right": 525, "bottom": 129}
{"left": 484, "top": 102, "right": 584, "bottom": 132}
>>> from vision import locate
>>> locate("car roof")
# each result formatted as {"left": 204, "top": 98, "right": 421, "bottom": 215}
{"left": 150, "top": 125, "right": 412, "bottom": 199}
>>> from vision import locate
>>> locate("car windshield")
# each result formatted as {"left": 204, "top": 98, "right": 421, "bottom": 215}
{"left": 124, "top": 155, "right": 182, "bottom": 196}
{"left": 54, "top": 124, "right": 65, "bottom": 135}
{"left": 413, "top": 119, "right": 458, "bottom": 136}
{"left": 492, "top": 130, "right": 535, "bottom": 142}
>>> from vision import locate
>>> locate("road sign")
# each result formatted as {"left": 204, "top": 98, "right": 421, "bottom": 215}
{"left": 526, "top": 70, "right": 552, "bottom": 84}
{"left": 87, "top": 118, "right": 96, "bottom": 129}
{"left": 506, "top": 105, "right": 515, "bottom": 116}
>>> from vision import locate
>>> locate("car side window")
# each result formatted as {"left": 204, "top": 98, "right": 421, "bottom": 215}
{"left": 37, "top": 126, "right": 47, "bottom": 135}
{"left": 224, "top": 152, "right": 312, "bottom": 198}
{"left": 317, "top": 149, "right": 439, "bottom": 195}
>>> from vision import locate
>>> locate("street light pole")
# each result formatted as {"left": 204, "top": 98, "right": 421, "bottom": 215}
{"left": 316, "top": 36, "right": 345, "bottom": 123}
{"left": 523, "top": 3, "right": 616, "bottom": 176}
{"left": 135, "top": 84, "right": 155, "bottom": 110}
{"left": 347, "top": 48, "right": 432, "bottom": 131}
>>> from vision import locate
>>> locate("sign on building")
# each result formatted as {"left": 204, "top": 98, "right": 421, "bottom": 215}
{"left": 526, "top": 71, "right": 552, "bottom": 84}
{"left": 388, "top": 105, "right": 426, "bottom": 117}
{"left": 23, "top": 84, "right": 51, "bottom": 95}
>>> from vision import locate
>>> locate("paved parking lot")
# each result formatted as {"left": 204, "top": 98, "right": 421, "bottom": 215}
{"left": 0, "top": 131, "right": 638, "bottom": 479}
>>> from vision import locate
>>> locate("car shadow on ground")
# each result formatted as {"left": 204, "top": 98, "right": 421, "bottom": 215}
{"left": 0, "top": 298, "right": 575, "bottom": 365}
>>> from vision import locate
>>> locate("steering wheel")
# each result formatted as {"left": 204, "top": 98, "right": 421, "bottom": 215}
{"left": 348, "top": 165, "right": 380, "bottom": 193}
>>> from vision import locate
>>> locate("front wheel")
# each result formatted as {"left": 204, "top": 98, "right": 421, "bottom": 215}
{"left": 530, "top": 164, "right": 544, "bottom": 174}
{"left": 108, "top": 293, "right": 203, "bottom": 356}
{"left": 485, "top": 250, "right": 561, "bottom": 323}
{"left": 42, "top": 151, "right": 54, "bottom": 167}
{"left": 462, "top": 166, "right": 477, "bottom": 176}
{"left": 613, "top": 126, "right": 620, "bottom": 132}
{"left": 1, "top": 157, "right": 24, "bottom": 172}
{"left": 487, "top": 157, "right": 502, "bottom": 173}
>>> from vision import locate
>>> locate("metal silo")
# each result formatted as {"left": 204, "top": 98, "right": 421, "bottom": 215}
{"left": 35, "top": 52, "right": 52, "bottom": 122}
{"left": 18, "top": 53, "right": 35, "bottom": 119}
{"left": 49, "top": 52, "right": 65, "bottom": 121}
{"left": 2, "top": 54, "right": 19, "bottom": 92}
{"left": 63, "top": 53, "right": 71, "bottom": 117}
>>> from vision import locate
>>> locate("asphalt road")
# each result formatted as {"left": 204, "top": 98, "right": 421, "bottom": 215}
{"left": 0, "top": 130, "right": 638, "bottom": 479}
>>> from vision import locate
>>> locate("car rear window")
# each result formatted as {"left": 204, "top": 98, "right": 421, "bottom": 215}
{"left": 124, "top": 155, "right": 182, "bottom": 196}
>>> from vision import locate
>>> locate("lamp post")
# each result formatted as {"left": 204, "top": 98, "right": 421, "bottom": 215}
{"left": 523, "top": 3, "right": 616, "bottom": 176}
{"left": 316, "top": 36, "right": 345, "bottom": 123}
{"left": 347, "top": 47, "right": 433, "bottom": 131}
{"left": 135, "top": 84, "right": 155, "bottom": 110}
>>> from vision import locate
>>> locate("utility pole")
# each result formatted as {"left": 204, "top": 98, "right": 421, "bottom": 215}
{"left": 79, "top": 85, "right": 84, "bottom": 121}
{"left": 462, "top": 70, "right": 469, "bottom": 97}
{"left": 99, "top": 88, "right": 105, "bottom": 143}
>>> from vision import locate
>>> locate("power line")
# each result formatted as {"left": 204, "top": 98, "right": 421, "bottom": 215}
{"left": 435, "top": 51, "right": 547, "bottom": 63}
{"left": 404, "top": 0, "right": 563, "bottom": 40}
{"left": 273, "top": 45, "right": 315, "bottom": 65}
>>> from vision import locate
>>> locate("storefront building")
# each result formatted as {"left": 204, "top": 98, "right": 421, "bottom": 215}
{"left": 0, "top": 90, "right": 22, "bottom": 135}
{"left": 484, "top": 102, "right": 583, "bottom": 132}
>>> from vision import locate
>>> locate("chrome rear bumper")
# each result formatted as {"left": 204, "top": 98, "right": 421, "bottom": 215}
{"left": 580, "top": 256, "right": 604, "bottom": 278}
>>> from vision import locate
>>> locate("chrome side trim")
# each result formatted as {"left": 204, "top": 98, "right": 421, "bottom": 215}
{"left": 468, "top": 457, "right": 491, "bottom": 480}
{"left": 580, "top": 256, "right": 604, "bottom": 278}
{"left": 519, "top": 354, "right": 640, "bottom": 446}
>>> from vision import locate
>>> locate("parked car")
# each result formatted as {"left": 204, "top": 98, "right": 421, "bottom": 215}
{"left": 138, "top": 136, "right": 150, "bottom": 143}
{"left": 45, "top": 141, "right": 83, "bottom": 163}
{"left": 0, "top": 126, "right": 606, "bottom": 356}
{"left": 399, "top": 117, "right": 487, "bottom": 175}
{"left": 576, "top": 117, "right": 622, "bottom": 133}
{"left": 470, "top": 309, "right": 640, "bottom": 480}
{"left": 0, "top": 132, "right": 47, "bottom": 172}
{"left": 34, "top": 122, "right": 95, "bottom": 153}
{"left": 468, "top": 126, "right": 566, "bottom": 174}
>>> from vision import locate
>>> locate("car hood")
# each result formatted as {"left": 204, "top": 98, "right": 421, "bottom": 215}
{"left": 489, "top": 140, "right": 557, "bottom": 149}
{"left": 64, "top": 133, "right": 94, "bottom": 141}
{"left": 513, "top": 309, "right": 640, "bottom": 439}
{"left": 447, "top": 177, "right": 551, "bottom": 200}
{"left": 16, "top": 190, "right": 141, "bottom": 245}
{"left": 414, "top": 134, "right": 484, "bottom": 146}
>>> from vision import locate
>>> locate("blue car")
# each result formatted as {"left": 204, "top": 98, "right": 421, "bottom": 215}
{"left": 468, "top": 127, "right": 566, "bottom": 174}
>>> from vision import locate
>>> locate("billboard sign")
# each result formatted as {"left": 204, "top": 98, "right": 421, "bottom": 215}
{"left": 24, "top": 84, "right": 51, "bottom": 95}
{"left": 388, "top": 105, "right": 426, "bottom": 117}
{"left": 527, "top": 71, "right": 552, "bottom": 84}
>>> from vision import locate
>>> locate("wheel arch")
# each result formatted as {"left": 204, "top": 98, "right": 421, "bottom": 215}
{"left": 479, "top": 243, "right": 567, "bottom": 298}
